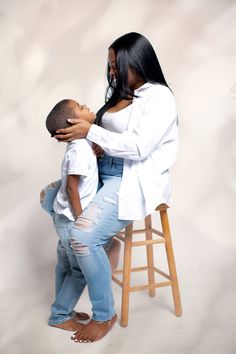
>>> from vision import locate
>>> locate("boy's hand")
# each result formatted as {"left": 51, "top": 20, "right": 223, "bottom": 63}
{"left": 92, "top": 143, "right": 104, "bottom": 158}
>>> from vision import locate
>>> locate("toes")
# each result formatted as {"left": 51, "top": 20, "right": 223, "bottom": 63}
{"left": 79, "top": 334, "right": 88, "bottom": 343}
{"left": 84, "top": 335, "right": 94, "bottom": 343}
{"left": 71, "top": 330, "right": 81, "bottom": 341}
{"left": 74, "top": 330, "right": 91, "bottom": 344}
{"left": 73, "top": 331, "right": 86, "bottom": 343}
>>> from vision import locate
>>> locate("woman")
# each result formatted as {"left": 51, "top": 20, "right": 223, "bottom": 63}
{"left": 53, "top": 32, "right": 178, "bottom": 342}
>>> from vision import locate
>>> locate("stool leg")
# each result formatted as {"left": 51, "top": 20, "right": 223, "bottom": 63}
{"left": 160, "top": 210, "right": 182, "bottom": 316}
{"left": 120, "top": 223, "right": 133, "bottom": 327}
{"left": 145, "top": 215, "right": 155, "bottom": 297}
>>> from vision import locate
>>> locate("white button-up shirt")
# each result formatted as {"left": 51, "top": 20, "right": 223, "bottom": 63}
{"left": 87, "top": 82, "right": 178, "bottom": 220}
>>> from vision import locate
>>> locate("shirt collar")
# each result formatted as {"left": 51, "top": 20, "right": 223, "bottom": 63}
{"left": 134, "top": 82, "right": 154, "bottom": 94}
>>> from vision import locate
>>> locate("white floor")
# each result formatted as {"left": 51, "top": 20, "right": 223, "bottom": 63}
{"left": 1, "top": 206, "right": 236, "bottom": 354}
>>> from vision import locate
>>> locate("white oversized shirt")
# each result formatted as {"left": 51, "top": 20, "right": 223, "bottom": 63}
{"left": 87, "top": 83, "right": 178, "bottom": 220}
{"left": 53, "top": 139, "right": 98, "bottom": 221}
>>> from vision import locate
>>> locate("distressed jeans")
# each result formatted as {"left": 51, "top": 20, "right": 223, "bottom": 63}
{"left": 70, "top": 156, "right": 131, "bottom": 321}
{"left": 40, "top": 181, "right": 86, "bottom": 324}
{"left": 40, "top": 156, "right": 132, "bottom": 323}
{"left": 49, "top": 214, "right": 87, "bottom": 324}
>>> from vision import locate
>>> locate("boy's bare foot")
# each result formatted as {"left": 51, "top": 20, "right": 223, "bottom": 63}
{"left": 71, "top": 314, "right": 117, "bottom": 343}
{"left": 73, "top": 311, "right": 90, "bottom": 321}
{"left": 49, "top": 319, "right": 84, "bottom": 332}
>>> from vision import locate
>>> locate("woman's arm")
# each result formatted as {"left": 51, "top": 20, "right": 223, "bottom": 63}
{"left": 55, "top": 86, "right": 177, "bottom": 161}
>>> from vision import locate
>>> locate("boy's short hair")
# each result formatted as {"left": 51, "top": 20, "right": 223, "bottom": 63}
{"left": 46, "top": 99, "right": 77, "bottom": 136}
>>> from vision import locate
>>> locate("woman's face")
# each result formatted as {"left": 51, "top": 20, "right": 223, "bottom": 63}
{"left": 108, "top": 48, "right": 144, "bottom": 90}
{"left": 108, "top": 48, "right": 117, "bottom": 80}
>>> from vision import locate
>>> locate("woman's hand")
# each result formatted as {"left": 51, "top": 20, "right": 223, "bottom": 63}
{"left": 92, "top": 143, "right": 104, "bottom": 158}
{"left": 54, "top": 119, "right": 92, "bottom": 142}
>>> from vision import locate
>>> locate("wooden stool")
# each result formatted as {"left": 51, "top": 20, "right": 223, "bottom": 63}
{"left": 112, "top": 204, "right": 182, "bottom": 327}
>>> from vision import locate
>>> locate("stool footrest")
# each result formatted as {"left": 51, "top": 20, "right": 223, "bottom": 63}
{"left": 132, "top": 239, "right": 166, "bottom": 246}
{"left": 130, "top": 281, "right": 173, "bottom": 292}
{"left": 113, "top": 265, "right": 170, "bottom": 279}
{"left": 153, "top": 266, "right": 171, "bottom": 280}
{"left": 112, "top": 272, "right": 173, "bottom": 292}
{"left": 113, "top": 265, "right": 148, "bottom": 274}
{"left": 116, "top": 228, "right": 164, "bottom": 240}
{"left": 115, "top": 235, "right": 166, "bottom": 246}
{"left": 112, "top": 265, "right": 172, "bottom": 290}
{"left": 151, "top": 228, "right": 165, "bottom": 237}
{"left": 112, "top": 275, "right": 123, "bottom": 287}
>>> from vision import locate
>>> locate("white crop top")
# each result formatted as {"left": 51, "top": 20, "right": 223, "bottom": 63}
{"left": 101, "top": 104, "right": 132, "bottom": 133}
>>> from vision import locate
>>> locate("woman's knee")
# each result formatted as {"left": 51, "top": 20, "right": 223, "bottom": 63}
{"left": 70, "top": 237, "right": 90, "bottom": 256}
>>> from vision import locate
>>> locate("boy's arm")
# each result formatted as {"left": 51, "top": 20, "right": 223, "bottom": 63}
{"left": 66, "top": 175, "right": 82, "bottom": 219}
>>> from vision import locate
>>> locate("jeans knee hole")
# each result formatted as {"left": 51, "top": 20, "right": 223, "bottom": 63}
{"left": 70, "top": 239, "right": 90, "bottom": 256}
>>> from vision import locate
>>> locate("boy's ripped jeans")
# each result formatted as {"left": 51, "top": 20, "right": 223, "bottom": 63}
{"left": 40, "top": 180, "right": 84, "bottom": 324}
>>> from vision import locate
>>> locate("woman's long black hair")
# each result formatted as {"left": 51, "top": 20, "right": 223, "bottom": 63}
{"left": 96, "top": 32, "right": 169, "bottom": 125}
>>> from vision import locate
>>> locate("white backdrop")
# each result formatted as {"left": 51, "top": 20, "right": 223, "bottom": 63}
{"left": 0, "top": 1, "right": 236, "bottom": 354}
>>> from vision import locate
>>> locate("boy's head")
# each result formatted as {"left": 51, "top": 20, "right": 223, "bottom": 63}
{"left": 46, "top": 99, "right": 80, "bottom": 137}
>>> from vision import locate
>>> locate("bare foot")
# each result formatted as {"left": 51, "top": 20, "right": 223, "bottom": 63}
{"left": 71, "top": 314, "right": 117, "bottom": 343}
{"left": 73, "top": 311, "right": 90, "bottom": 322}
{"left": 49, "top": 319, "right": 84, "bottom": 332}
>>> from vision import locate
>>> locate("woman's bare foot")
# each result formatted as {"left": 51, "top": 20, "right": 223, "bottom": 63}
{"left": 71, "top": 314, "right": 117, "bottom": 343}
{"left": 73, "top": 311, "right": 90, "bottom": 322}
{"left": 49, "top": 319, "right": 84, "bottom": 332}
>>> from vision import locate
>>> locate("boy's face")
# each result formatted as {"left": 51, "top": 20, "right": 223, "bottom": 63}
{"left": 73, "top": 102, "right": 96, "bottom": 123}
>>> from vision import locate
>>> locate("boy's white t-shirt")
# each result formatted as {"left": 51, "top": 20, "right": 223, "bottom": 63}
{"left": 53, "top": 139, "right": 98, "bottom": 221}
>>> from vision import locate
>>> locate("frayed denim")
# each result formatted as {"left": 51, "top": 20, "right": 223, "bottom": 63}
{"left": 70, "top": 156, "right": 131, "bottom": 321}
{"left": 40, "top": 156, "right": 132, "bottom": 322}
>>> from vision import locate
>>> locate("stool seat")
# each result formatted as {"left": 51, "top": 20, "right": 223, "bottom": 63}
{"left": 112, "top": 204, "right": 182, "bottom": 327}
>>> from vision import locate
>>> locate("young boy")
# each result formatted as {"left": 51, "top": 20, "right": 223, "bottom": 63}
{"left": 45, "top": 99, "right": 98, "bottom": 331}
{"left": 42, "top": 99, "right": 121, "bottom": 331}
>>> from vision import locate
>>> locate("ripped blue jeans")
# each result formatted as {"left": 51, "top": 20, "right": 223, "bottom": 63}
{"left": 49, "top": 214, "right": 87, "bottom": 325}
{"left": 70, "top": 156, "right": 131, "bottom": 321}
{"left": 41, "top": 180, "right": 86, "bottom": 324}
{"left": 40, "top": 156, "right": 132, "bottom": 322}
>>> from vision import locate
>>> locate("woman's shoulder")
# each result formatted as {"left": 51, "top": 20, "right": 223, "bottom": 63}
{"left": 135, "top": 83, "right": 173, "bottom": 100}
{"left": 135, "top": 84, "right": 175, "bottom": 112}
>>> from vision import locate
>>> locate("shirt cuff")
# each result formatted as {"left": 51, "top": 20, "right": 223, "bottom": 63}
{"left": 87, "top": 124, "right": 106, "bottom": 145}
{"left": 67, "top": 170, "right": 88, "bottom": 177}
